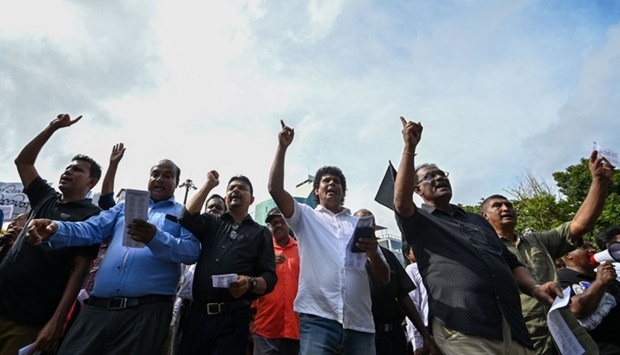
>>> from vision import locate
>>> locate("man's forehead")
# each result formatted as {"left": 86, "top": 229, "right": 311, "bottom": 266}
{"left": 228, "top": 180, "right": 250, "bottom": 188}
{"left": 321, "top": 174, "right": 340, "bottom": 181}
{"left": 151, "top": 163, "right": 176, "bottom": 173}
{"left": 418, "top": 166, "right": 443, "bottom": 175}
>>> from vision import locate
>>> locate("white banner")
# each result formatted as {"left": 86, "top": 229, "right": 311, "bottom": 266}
{"left": 0, "top": 191, "right": 30, "bottom": 222}
{"left": 0, "top": 182, "right": 24, "bottom": 194}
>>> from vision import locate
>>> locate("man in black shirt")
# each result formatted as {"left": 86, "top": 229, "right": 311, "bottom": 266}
{"left": 393, "top": 117, "right": 562, "bottom": 354}
{"left": 178, "top": 170, "right": 276, "bottom": 355}
{"left": 0, "top": 114, "right": 101, "bottom": 354}
{"left": 558, "top": 242, "right": 620, "bottom": 354}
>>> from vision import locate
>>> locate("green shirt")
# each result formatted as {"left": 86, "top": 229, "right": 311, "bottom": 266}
{"left": 501, "top": 222, "right": 597, "bottom": 354}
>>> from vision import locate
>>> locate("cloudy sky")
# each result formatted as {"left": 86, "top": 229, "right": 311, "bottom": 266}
{"left": 1, "top": 0, "right": 618, "bottom": 232}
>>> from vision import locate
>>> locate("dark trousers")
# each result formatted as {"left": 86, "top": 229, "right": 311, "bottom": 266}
{"left": 57, "top": 300, "right": 173, "bottom": 355}
{"left": 179, "top": 305, "right": 251, "bottom": 355}
{"left": 375, "top": 326, "right": 407, "bottom": 355}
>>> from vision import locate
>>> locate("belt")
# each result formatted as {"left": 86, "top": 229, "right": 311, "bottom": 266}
{"left": 375, "top": 321, "right": 403, "bottom": 332}
{"left": 185, "top": 299, "right": 250, "bottom": 315}
{"left": 87, "top": 295, "right": 175, "bottom": 310}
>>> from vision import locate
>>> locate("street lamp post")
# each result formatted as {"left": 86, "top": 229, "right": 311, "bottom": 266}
{"left": 178, "top": 178, "right": 197, "bottom": 205}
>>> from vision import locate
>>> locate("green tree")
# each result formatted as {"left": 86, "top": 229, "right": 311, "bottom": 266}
{"left": 553, "top": 158, "right": 620, "bottom": 236}
{"left": 503, "top": 171, "right": 572, "bottom": 236}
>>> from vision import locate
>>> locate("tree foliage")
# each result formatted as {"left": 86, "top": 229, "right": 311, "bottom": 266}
{"left": 462, "top": 157, "right": 620, "bottom": 244}
{"left": 553, "top": 157, "right": 620, "bottom": 235}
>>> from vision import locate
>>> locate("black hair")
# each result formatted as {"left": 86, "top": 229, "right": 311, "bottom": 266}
{"left": 72, "top": 154, "right": 102, "bottom": 180}
{"left": 413, "top": 163, "right": 438, "bottom": 185}
{"left": 228, "top": 175, "right": 253, "bottom": 196}
{"left": 152, "top": 159, "right": 181, "bottom": 186}
{"left": 480, "top": 194, "right": 510, "bottom": 211}
{"left": 595, "top": 226, "right": 620, "bottom": 251}
{"left": 313, "top": 166, "right": 347, "bottom": 205}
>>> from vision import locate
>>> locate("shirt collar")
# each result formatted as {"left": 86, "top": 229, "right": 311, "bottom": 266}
{"left": 421, "top": 203, "right": 467, "bottom": 216}
{"left": 275, "top": 236, "right": 298, "bottom": 250}
{"left": 149, "top": 196, "right": 176, "bottom": 207}
{"left": 221, "top": 212, "right": 255, "bottom": 225}
{"left": 315, "top": 204, "right": 351, "bottom": 216}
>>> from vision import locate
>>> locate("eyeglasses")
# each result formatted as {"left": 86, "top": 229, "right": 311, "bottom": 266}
{"left": 417, "top": 171, "right": 449, "bottom": 184}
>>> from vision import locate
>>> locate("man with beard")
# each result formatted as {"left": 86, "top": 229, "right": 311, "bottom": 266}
{"left": 178, "top": 171, "right": 276, "bottom": 354}
{"left": 0, "top": 114, "right": 102, "bottom": 354}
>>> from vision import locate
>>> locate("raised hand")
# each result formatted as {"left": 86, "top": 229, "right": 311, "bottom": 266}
{"left": 400, "top": 116, "right": 423, "bottom": 150}
{"left": 589, "top": 150, "right": 615, "bottom": 181}
{"left": 110, "top": 143, "right": 126, "bottom": 164}
{"left": 206, "top": 170, "right": 220, "bottom": 189}
{"left": 49, "top": 113, "right": 82, "bottom": 130}
{"left": 278, "top": 120, "right": 295, "bottom": 148}
{"left": 26, "top": 219, "right": 58, "bottom": 245}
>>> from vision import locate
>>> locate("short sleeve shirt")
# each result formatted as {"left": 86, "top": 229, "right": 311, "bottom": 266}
{"left": 0, "top": 176, "right": 100, "bottom": 326}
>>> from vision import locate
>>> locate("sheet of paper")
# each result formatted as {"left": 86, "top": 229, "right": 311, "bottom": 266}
{"left": 122, "top": 189, "right": 150, "bottom": 248}
{"left": 593, "top": 142, "right": 620, "bottom": 167}
{"left": 547, "top": 287, "right": 585, "bottom": 355}
{"left": 19, "top": 343, "right": 39, "bottom": 355}
{"left": 211, "top": 273, "right": 238, "bottom": 288}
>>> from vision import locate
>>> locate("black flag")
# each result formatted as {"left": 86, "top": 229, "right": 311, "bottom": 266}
{"left": 374, "top": 161, "right": 397, "bottom": 210}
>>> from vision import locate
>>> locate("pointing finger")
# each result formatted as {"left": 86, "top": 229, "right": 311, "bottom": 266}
{"left": 400, "top": 116, "right": 407, "bottom": 127}
{"left": 280, "top": 119, "right": 286, "bottom": 129}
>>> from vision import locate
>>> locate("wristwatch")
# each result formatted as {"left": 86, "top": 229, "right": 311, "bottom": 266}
{"left": 249, "top": 277, "right": 257, "bottom": 291}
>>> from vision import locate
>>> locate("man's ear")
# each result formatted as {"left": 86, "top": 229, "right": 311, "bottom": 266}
{"left": 414, "top": 185, "right": 422, "bottom": 196}
{"left": 249, "top": 196, "right": 255, "bottom": 206}
{"left": 88, "top": 177, "right": 99, "bottom": 190}
{"left": 481, "top": 211, "right": 488, "bottom": 219}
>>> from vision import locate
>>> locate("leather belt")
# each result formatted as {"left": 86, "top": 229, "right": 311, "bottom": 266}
{"left": 184, "top": 299, "right": 250, "bottom": 315}
{"left": 87, "top": 295, "right": 175, "bottom": 310}
{"left": 375, "top": 321, "right": 403, "bottom": 332}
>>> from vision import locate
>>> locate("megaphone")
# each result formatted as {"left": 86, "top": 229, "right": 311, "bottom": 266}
{"left": 589, "top": 242, "right": 620, "bottom": 264}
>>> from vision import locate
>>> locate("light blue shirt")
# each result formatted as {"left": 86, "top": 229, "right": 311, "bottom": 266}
{"left": 50, "top": 197, "right": 200, "bottom": 297}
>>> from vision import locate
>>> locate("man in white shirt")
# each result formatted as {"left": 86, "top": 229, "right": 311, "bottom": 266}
{"left": 268, "top": 120, "right": 390, "bottom": 355}
{"left": 402, "top": 241, "right": 429, "bottom": 354}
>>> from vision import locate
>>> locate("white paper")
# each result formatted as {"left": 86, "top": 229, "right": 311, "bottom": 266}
{"left": 19, "top": 343, "right": 41, "bottom": 355}
{"left": 547, "top": 287, "right": 585, "bottom": 355}
{"left": 593, "top": 142, "right": 620, "bottom": 167}
{"left": 211, "top": 273, "right": 238, "bottom": 288}
{"left": 122, "top": 189, "right": 150, "bottom": 248}
{"left": 345, "top": 216, "right": 374, "bottom": 270}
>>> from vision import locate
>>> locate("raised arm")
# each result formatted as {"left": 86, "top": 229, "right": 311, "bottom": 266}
{"left": 185, "top": 171, "right": 220, "bottom": 214}
{"left": 14, "top": 114, "right": 82, "bottom": 188}
{"left": 268, "top": 120, "right": 295, "bottom": 218}
{"left": 569, "top": 150, "right": 614, "bottom": 241}
{"left": 394, "top": 117, "right": 423, "bottom": 217}
{"left": 99, "top": 143, "right": 126, "bottom": 210}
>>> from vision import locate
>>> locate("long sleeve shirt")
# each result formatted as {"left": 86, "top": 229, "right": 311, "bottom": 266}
{"left": 50, "top": 197, "right": 200, "bottom": 297}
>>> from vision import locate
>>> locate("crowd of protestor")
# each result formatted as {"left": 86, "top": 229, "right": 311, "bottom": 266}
{"left": 0, "top": 114, "right": 618, "bottom": 355}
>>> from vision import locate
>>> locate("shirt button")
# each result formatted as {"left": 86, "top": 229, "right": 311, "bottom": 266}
{"left": 215, "top": 258, "right": 219, "bottom": 262}
{"left": 221, "top": 245, "right": 225, "bottom": 249}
